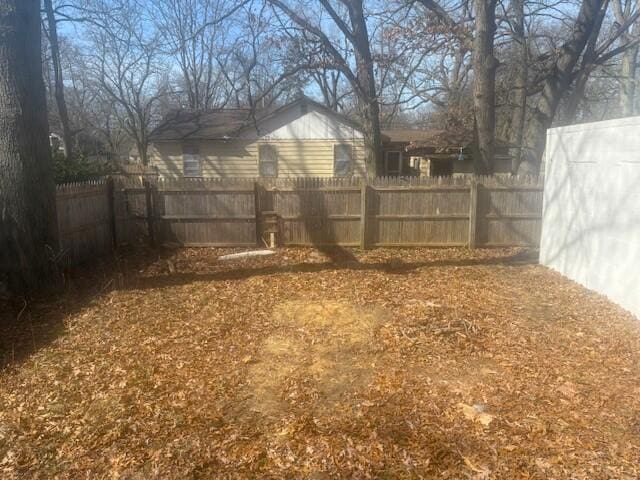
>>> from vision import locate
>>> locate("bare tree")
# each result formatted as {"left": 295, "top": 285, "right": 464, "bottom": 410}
{"left": 413, "top": 0, "right": 499, "bottom": 171}
{"left": 521, "top": 0, "right": 640, "bottom": 171}
{"left": 505, "top": 0, "right": 528, "bottom": 173}
{"left": 43, "top": 0, "right": 75, "bottom": 159}
{"left": 86, "top": 0, "right": 167, "bottom": 165}
{"left": 152, "top": 0, "right": 241, "bottom": 110}
{"left": 311, "top": 68, "right": 347, "bottom": 109}
{"left": 232, "top": 1, "right": 302, "bottom": 111}
{"left": 472, "top": 0, "right": 498, "bottom": 173}
{"left": 613, "top": 0, "right": 640, "bottom": 115}
{"left": 521, "top": 0, "right": 606, "bottom": 173}
{"left": 0, "top": 0, "right": 59, "bottom": 291}
{"left": 267, "top": 0, "right": 383, "bottom": 176}
{"left": 63, "top": 41, "right": 130, "bottom": 159}
{"left": 28, "top": 0, "right": 640, "bottom": 180}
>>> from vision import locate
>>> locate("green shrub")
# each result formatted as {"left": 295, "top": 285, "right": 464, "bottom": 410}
{"left": 53, "top": 151, "right": 114, "bottom": 184}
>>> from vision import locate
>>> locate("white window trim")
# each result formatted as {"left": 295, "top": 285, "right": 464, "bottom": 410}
{"left": 333, "top": 143, "right": 353, "bottom": 177}
{"left": 182, "top": 144, "right": 202, "bottom": 177}
{"left": 385, "top": 150, "right": 403, "bottom": 175}
{"left": 258, "top": 143, "right": 278, "bottom": 178}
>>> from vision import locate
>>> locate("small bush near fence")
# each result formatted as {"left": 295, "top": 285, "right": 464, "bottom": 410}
{"left": 56, "top": 175, "right": 543, "bottom": 266}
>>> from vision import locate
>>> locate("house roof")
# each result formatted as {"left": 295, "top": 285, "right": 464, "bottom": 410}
{"left": 382, "top": 128, "right": 473, "bottom": 150}
{"left": 149, "top": 97, "right": 363, "bottom": 142}
{"left": 150, "top": 108, "right": 254, "bottom": 141}
{"left": 382, "top": 129, "right": 445, "bottom": 143}
{"left": 382, "top": 128, "right": 514, "bottom": 152}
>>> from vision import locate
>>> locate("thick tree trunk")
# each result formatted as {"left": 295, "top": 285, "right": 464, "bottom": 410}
{"left": 620, "top": 42, "right": 638, "bottom": 116}
{"left": 520, "top": 0, "right": 603, "bottom": 174}
{"left": 0, "top": 0, "right": 59, "bottom": 292}
{"left": 564, "top": 67, "right": 593, "bottom": 121}
{"left": 350, "top": 0, "right": 383, "bottom": 177}
{"left": 44, "top": 0, "right": 74, "bottom": 159}
{"left": 613, "top": 0, "right": 640, "bottom": 116}
{"left": 359, "top": 100, "right": 383, "bottom": 177}
{"left": 472, "top": 0, "right": 498, "bottom": 174}
{"left": 564, "top": 4, "right": 605, "bottom": 122}
{"left": 509, "top": 0, "right": 527, "bottom": 174}
{"left": 137, "top": 138, "right": 149, "bottom": 166}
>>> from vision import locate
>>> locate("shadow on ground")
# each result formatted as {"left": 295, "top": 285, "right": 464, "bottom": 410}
{"left": 0, "top": 246, "right": 170, "bottom": 370}
{"left": 123, "top": 248, "right": 538, "bottom": 291}
{"left": 0, "top": 247, "right": 537, "bottom": 370}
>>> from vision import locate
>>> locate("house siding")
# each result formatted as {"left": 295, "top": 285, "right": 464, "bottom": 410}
{"left": 149, "top": 138, "right": 367, "bottom": 178}
{"left": 252, "top": 107, "right": 364, "bottom": 141}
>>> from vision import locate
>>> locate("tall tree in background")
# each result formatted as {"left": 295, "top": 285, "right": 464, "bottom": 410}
{"left": 268, "top": 0, "right": 383, "bottom": 176}
{"left": 613, "top": 0, "right": 640, "bottom": 115}
{"left": 521, "top": 0, "right": 640, "bottom": 171}
{"left": 520, "top": 0, "right": 605, "bottom": 173}
{"left": 43, "top": 0, "right": 74, "bottom": 159}
{"left": 415, "top": 0, "right": 500, "bottom": 174}
{"left": 0, "top": 0, "right": 59, "bottom": 291}
{"left": 87, "top": 0, "right": 167, "bottom": 165}
{"left": 152, "top": 0, "right": 241, "bottom": 110}
{"left": 472, "top": 0, "right": 498, "bottom": 173}
{"left": 506, "top": 0, "right": 527, "bottom": 173}
{"left": 562, "top": 3, "right": 608, "bottom": 121}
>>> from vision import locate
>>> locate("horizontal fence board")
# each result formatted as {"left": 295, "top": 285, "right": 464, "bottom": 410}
{"left": 372, "top": 214, "right": 469, "bottom": 220}
{"left": 280, "top": 218, "right": 361, "bottom": 245}
{"left": 368, "top": 242, "right": 468, "bottom": 247}
{"left": 156, "top": 220, "right": 256, "bottom": 246}
{"left": 369, "top": 218, "right": 469, "bottom": 245}
{"left": 370, "top": 186, "right": 471, "bottom": 192}
{"left": 159, "top": 215, "right": 256, "bottom": 221}
{"left": 159, "top": 189, "right": 255, "bottom": 194}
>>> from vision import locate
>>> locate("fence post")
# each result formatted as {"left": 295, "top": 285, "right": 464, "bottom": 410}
{"left": 106, "top": 176, "right": 117, "bottom": 249}
{"left": 360, "top": 178, "right": 368, "bottom": 250}
{"left": 143, "top": 178, "right": 156, "bottom": 247}
{"left": 468, "top": 179, "right": 478, "bottom": 248}
{"left": 254, "top": 180, "right": 261, "bottom": 247}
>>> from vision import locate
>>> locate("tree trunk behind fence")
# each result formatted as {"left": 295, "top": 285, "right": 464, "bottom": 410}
{"left": 472, "top": 0, "right": 498, "bottom": 175}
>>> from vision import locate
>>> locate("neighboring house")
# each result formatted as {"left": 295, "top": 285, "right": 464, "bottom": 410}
{"left": 49, "top": 132, "right": 66, "bottom": 156}
{"left": 145, "top": 97, "right": 367, "bottom": 178}
{"left": 143, "top": 97, "right": 512, "bottom": 178}
{"left": 381, "top": 129, "right": 513, "bottom": 176}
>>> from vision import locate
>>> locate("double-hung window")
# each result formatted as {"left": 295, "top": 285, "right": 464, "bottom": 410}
{"left": 333, "top": 143, "right": 353, "bottom": 177}
{"left": 259, "top": 144, "right": 278, "bottom": 177}
{"left": 182, "top": 143, "right": 201, "bottom": 177}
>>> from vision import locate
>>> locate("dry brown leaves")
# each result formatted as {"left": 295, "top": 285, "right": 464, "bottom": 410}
{"left": 0, "top": 246, "right": 639, "bottom": 479}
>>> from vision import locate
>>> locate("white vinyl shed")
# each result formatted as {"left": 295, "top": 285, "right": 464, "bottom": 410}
{"left": 540, "top": 116, "right": 640, "bottom": 318}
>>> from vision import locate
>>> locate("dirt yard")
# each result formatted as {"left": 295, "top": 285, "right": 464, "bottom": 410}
{"left": 1, "top": 247, "right": 639, "bottom": 479}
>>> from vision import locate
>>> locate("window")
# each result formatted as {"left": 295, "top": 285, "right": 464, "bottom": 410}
{"left": 182, "top": 143, "right": 201, "bottom": 177}
{"left": 259, "top": 144, "right": 278, "bottom": 177}
{"left": 430, "top": 159, "right": 453, "bottom": 176}
{"left": 385, "top": 151, "right": 402, "bottom": 176}
{"left": 408, "top": 156, "right": 421, "bottom": 176}
{"left": 333, "top": 144, "right": 353, "bottom": 177}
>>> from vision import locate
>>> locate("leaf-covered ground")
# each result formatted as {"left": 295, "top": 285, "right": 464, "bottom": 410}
{"left": 1, "top": 247, "right": 639, "bottom": 479}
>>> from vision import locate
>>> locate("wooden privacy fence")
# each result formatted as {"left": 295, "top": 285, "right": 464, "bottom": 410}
{"left": 56, "top": 180, "right": 115, "bottom": 265}
{"left": 55, "top": 175, "right": 543, "bottom": 264}
{"left": 118, "top": 175, "right": 543, "bottom": 249}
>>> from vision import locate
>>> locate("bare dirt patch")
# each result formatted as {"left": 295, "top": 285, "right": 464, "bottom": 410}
{"left": 246, "top": 301, "right": 385, "bottom": 417}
